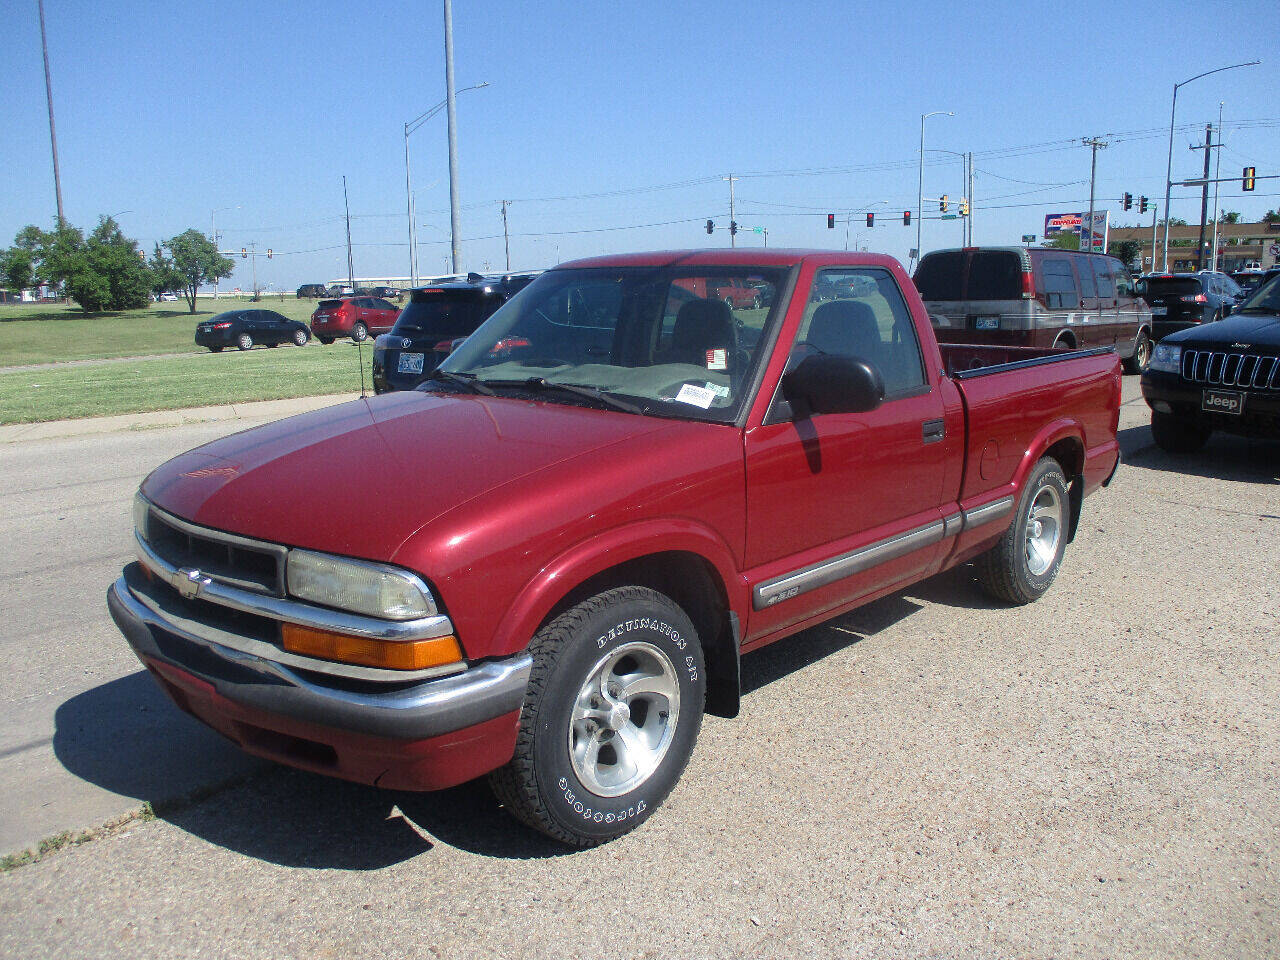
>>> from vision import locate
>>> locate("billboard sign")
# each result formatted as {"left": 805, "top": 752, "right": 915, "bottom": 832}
{"left": 1044, "top": 211, "right": 1109, "bottom": 252}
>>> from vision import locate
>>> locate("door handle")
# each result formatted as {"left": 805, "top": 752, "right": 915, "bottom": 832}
{"left": 922, "top": 419, "right": 944, "bottom": 444}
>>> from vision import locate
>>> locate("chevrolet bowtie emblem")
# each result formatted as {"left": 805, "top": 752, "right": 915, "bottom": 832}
{"left": 175, "top": 568, "right": 211, "bottom": 599}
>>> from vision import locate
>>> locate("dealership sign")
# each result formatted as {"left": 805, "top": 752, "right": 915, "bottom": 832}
{"left": 1044, "top": 211, "right": 1109, "bottom": 252}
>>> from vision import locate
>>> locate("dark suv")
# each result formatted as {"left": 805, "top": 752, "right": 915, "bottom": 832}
{"left": 1139, "top": 271, "right": 1244, "bottom": 340}
{"left": 1140, "top": 271, "right": 1280, "bottom": 451}
{"left": 371, "top": 275, "right": 533, "bottom": 393}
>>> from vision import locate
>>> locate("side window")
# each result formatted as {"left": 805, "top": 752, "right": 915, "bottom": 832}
{"left": 1040, "top": 259, "right": 1080, "bottom": 309}
{"left": 1111, "top": 262, "right": 1134, "bottom": 298}
{"left": 793, "top": 268, "right": 926, "bottom": 398}
{"left": 1092, "top": 257, "right": 1116, "bottom": 298}
{"left": 1076, "top": 257, "right": 1097, "bottom": 299}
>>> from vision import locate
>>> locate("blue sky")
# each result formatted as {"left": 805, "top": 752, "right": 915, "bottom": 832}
{"left": 1, "top": 0, "right": 1274, "bottom": 288}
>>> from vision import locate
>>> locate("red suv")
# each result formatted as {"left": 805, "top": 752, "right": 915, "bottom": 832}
{"left": 310, "top": 296, "right": 400, "bottom": 344}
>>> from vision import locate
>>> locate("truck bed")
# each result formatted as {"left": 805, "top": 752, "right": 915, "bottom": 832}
{"left": 940, "top": 343, "right": 1113, "bottom": 378}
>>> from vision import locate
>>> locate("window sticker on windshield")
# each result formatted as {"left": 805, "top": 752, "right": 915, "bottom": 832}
{"left": 704, "top": 382, "right": 730, "bottom": 399}
{"left": 706, "top": 348, "right": 727, "bottom": 371}
{"left": 675, "top": 383, "right": 716, "bottom": 408}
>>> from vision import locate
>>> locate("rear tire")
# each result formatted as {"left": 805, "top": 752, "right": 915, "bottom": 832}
{"left": 1151, "top": 410, "right": 1211, "bottom": 454}
{"left": 352, "top": 322, "right": 369, "bottom": 343}
{"left": 1124, "top": 328, "right": 1152, "bottom": 374}
{"left": 975, "top": 457, "right": 1070, "bottom": 605}
{"left": 489, "top": 586, "right": 705, "bottom": 847}
{"left": 208, "top": 346, "right": 223, "bottom": 353}
{"left": 236, "top": 333, "right": 253, "bottom": 351}
{"left": 318, "top": 336, "right": 334, "bottom": 345}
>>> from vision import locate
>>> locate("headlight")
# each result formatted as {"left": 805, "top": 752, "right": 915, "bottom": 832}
{"left": 1149, "top": 343, "right": 1181, "bottom": 373}
{"left": 286, "top": 550, "right": 437, "bottom": 620}
{"left": 133, "top": 492, "right": 151, "bottom": 538}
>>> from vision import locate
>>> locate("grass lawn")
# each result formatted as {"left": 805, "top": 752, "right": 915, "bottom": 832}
{"left": 0, "top": 340, "right": 370, "bottom": 424}
{"left": 0, "top": 297, "right": 325, "bottom": 367}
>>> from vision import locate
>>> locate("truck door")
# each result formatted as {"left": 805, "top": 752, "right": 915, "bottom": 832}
{"left": 743, "top": 266, "right": 953, "bottom": 637}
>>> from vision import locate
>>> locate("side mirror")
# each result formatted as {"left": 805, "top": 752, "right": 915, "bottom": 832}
{"left": 782, "top": 354, "right": 884, "bottom": 417}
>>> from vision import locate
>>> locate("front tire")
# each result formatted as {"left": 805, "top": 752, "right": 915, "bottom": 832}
{"left": 208, "top": 346, "right": 223, "bottom": 353}
{"left": 489, "top": 586, "right": 705, "bottom": 847}
{"left": 293, "top": 328, "right": 309, "bottom": 346}
{"left": 1151, "top": 410, "right": 1211, "bottom": 453}
{"left": 975, "top": 457, "right": 1070, "bottom": 605}
{"left": 236, "top": 333, "right": 253, "bottom": 351}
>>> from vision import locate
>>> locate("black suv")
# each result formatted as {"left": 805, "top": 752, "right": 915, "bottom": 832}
{"left": 371, "top": 273, "right": 535, "bottom": 393}
{"left": 1139, "top": 271, "right": 1244, "bottom": 340}
{"left": 1140, "top": 271, "right": 1280, "bottom": 451}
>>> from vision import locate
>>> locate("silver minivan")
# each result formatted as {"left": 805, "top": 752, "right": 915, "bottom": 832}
{"left": 914, "top": 246, "right": 1153, "bottom": 372}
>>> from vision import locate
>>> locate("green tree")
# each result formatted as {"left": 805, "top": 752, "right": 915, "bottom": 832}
{"left": 148, "top": 243, "right": 185, "bottom": 300}
{"left": 60, "top": 217, "right": 154, "bottom": 311}
{"left": 1263, "top": 209, "right": 1280, "bottom": 225}
{"left": 1, "top": 247, "right": 34, "bottom": 292}
{"left": 164, "top": 229, "right": 234, "bottom": 313}
{"left": 1107, "top": 238, "right": 1142, "bottom": 267}
{"left": 1044, "top": 232, "right": 1080, "bottom": 250}
{"left": 1217, "top": 210, "right": 1241, "bottom": 224}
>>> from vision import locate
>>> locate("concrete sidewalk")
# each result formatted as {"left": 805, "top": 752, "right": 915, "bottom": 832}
{"left": 0, "top": 392, "right": 362, "bottom": 444}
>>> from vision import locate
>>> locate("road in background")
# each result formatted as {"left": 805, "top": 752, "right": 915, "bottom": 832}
{"left": 1, "top": 379, "right": 1277, "bottom": 958}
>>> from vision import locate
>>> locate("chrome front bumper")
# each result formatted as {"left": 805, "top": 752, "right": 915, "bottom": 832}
{"left": 108, "top": 573, "right": 531, "bottom": 741}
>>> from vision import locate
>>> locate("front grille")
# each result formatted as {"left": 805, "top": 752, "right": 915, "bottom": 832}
{"left": 142, "top": 508, "right": 286, "bottom": 595}
{"left": 1181, "top": 350, "right": 1280, "bottom": 390}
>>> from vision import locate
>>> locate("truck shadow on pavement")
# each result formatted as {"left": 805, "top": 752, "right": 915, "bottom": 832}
{"left": 53, "top": 567, "right": 1016, "bottom": 868}
{"left": 1118, "top": 424, "right": 1279, "bottom": 484}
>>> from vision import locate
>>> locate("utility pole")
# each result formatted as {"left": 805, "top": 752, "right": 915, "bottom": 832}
{"left": 1190, "top": 123, "right": 1214, "bottom": 270}
{"left": 501, "top": 200, "right": 511, "bottom": 271}
{"left": 723, "top": 175, "right": 738, "bottom": 248}
{"left": 404, "top": 123, "right": 416, "bottom": 285}
{"left": 38, "top": 0, "right": 64, "bottom": 226}
{"left": 966, "top": 152, "right": 975, "bottom": 246}
{"left": 1211, "top": 103, "right": 1224, "bottom": 271}
{"left": 443, "top": 0, "right": 462, "bottom": 273}
{"left": 1150, "top": 201, "right": 1159, "bottom": 272}
{"left": 343, "top": 176, "right": 355, "bottom": 294}
{"left": 1083, "top": 136, "right": 1109, "bottom": 253}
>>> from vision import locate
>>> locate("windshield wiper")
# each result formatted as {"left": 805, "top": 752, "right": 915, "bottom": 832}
{"left": 427, "top": 370, "right": 495, "bottom": 395}
{"left": 487, "top": 377, "right": 645, "bottom": 415}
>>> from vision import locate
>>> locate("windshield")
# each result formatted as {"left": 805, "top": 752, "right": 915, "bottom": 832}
{"left": 1237, "top": 274, "right": 1280, "bottom": 312}
{"left": 436, "top": 265, "right": 788, "bottom": 421}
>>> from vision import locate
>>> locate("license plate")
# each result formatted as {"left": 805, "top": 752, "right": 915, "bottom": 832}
{"left": 1202, "top": 389, "right": 1243, "bottom": 415}
{"left": 973, "top": 315, "right": 1000, "bottom": 330}
{"left": 1151, "top": 306, "right": 1167, "bottom": 317}
{"left": 397, "top": 352, "right": 425, "bottom": 374}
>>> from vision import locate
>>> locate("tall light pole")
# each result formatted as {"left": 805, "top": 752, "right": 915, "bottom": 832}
{"left": 1210, "top": 101, "right": 1224, "bottom": 271}
{"left": 443, "top": 0, "right": 462, "bottom": 274}
{"left": 404, "top": 81, "right": 488, "bottom": 286}
{"left": 916, "top": 110, "right": 953, "bottom": 270}
{"left": 925, "top": 147, "right": 967, "bottom": 244}
{"left": 1161, "top": 60, "right": 1259, "bottom": 271}
{"left": 211, "top": 204, "right": 239, "bottom": 300}
{"left": 844, "top": 200, "right": 887, "bottom": 251}
{"left": 37, "top": 0, "right": 64, "bottom": 226}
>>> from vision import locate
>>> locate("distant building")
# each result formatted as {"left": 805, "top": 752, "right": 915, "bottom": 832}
{"left": 1108, "top": 219, "right": 1280, "bottom": 273}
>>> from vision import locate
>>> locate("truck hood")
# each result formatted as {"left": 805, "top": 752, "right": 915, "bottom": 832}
{"left": 1164, "top": 311, "right": 1280, "bottom": 349}
{"left": 141, "top": 391, "right": 673, "bottom": 560}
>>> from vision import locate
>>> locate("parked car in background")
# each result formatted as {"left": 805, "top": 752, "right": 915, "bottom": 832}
{"left": 371, "top": 286, "right": 403, "bottom": 301}
{"left": 1230, "top": 270, "right": 1269, "bottom": 298}
{"left": 916, "top": 246, "right": 1153, "bottom": 373}
{"left": 1141, "top": 270, "right": 1280, "bottom": 451}
{"left": 310, "top": 296, "right": 400, "bottom": 343}
{"left": 372, "top": 275, "right": 525, "bottom": 393}
{"left": 296, "top": 284, "right": 328, "bottom": 298}
{"left": 194, "top": 309, "right": 312, "bottom": 352}
{"left": 1137, "top": 271, "right": 1243, "bottom": 341}
{"left": 155, "top": 291, "right": 180, "bottom": 302}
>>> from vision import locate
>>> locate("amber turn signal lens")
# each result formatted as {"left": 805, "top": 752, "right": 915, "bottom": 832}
{"left": 281, "top": 623, "right": 462, "bottom": 671}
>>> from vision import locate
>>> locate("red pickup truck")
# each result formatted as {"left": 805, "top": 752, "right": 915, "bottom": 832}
{"left": 108, "top": 250, "right": 1120, "bottom": 847}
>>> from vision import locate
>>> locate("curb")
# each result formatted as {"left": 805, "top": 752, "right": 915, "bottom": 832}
{"left": 0, "top": 392, "right": 362, "bottom": 444}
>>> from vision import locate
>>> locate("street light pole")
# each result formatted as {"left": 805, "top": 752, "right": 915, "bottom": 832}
{"left": 403, "top": 81, "right": 488, "bottom": 287}
{"left": 917, "top": 111, "right": 953, "bottom": 270}
{"left": 1211, "top": 101, "right": 1224, "bottom": 271}
{"left": 1161, "top": 60, "right": 1259, "bottom": 271}
{"left": 37, "top": 0, "right": 64, "bottom": 226}
{"left": 443, "top": 0, "right": 462, "bottom": 274}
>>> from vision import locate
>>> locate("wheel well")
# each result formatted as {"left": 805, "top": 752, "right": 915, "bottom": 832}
{"left": 1053, "top": 330, "right": 1076, "bottom": 349}
{"left": 1042, "top": 437, "right": 1084, "bottom": 543}
{"left": 543, "top": 551, "right": 740, "bottom": 719}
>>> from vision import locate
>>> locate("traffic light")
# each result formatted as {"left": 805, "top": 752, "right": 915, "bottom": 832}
{"left": 939, "top": 195, "right": 949, "bottom": 213}
{"left": 706, "top": 219, "right": 714, "bottom": 234}
{"left": 266, "top": 248, "right": 272, "bottom": 259}
{"left": 866, "top": 212, "right": 874, "bottom": 227}
{"left": 827, "top": 213, "right": 835, "bottom": 229}
{"left": 959, "top": 197, "right": 969, "bottom": 217}
{"left": 241, "top": 247, "right": 247, "bottom": 258}
{"left": 1123, "top": 192, "right": 1133, "bottom": 211}
{"left": 903, "top": 210, "right": 911, "bottom": 226}
{"left": 729, "top": 221, "right": 738, "bottom": 236}
{"left": 1243, "top": 166, "right": 1256, "bottom": 191}
{"left": 1139, "top": 196, "right": 1149, "bottom": 214}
